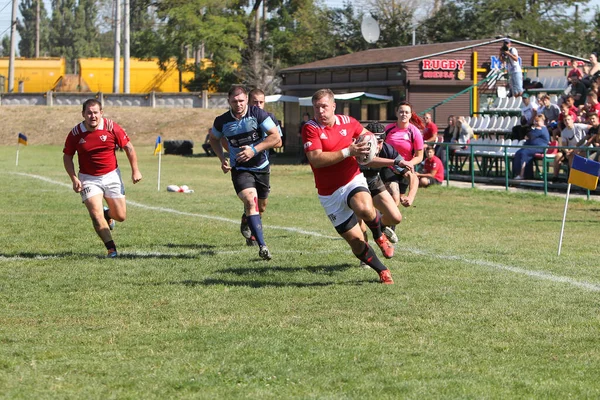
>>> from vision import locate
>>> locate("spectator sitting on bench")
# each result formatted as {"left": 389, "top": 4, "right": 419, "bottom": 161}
{"left": 511, "top": 93, "right": 537, "bottom": 140}
{"left": 584, "top": 91, "right": 600, "bottom": 116}
{"left": 578, "top": 112, "right": 600, "bottom": 160}
{"left": 513, "top": 114, "right": 550, "bottom": 180}
{"left": 450, "top": 116, "right": 473, "bottom": 150}
{"left": 539, "top": 94, "right": 560, "bottom": 129}
{"left": 551, "top": 113, "right": 591, "bottom": 183}
{"left": 202, "top": 128, "right": 216, "bottom": 156}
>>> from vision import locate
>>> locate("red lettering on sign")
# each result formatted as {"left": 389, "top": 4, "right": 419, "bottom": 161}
{"left": 421, "top": 58, "right": 467, "bottom": 71}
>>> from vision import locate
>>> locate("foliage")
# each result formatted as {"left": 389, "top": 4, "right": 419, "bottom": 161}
{"left": 16, "top": 0, "right": 51, "bottom": 57}
{"left": 419, "top": 0, "right": 594, "bottom": 56}
{"left": 48, "top": 0, "right": 100, "bottom": 72}
{"left": 0, "top": 35, "right": 10, "bottom": 57}
{"left": 154, "top": 0, "right": 247, "bottom": 90}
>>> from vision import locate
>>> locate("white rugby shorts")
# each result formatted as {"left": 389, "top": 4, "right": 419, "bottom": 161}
{"left": 79, "top": 168, "right": 125, "bottom": 202}
{"left": 318, "top": 173, "right": 368, "bottom": 228}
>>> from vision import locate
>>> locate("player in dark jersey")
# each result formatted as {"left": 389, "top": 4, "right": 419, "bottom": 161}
{"left": 210, "top": 85, "right": 281, "bottom": 260}
{"left": 358, "top": 123, "right": 418, "bottom": 263}
{"left": 238, "top": 88, "right": 284, "bottom": 246}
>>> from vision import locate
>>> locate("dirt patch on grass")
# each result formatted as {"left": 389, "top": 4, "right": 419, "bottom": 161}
{"left": 0, "top": 106, "right": 227, "bottom": 146}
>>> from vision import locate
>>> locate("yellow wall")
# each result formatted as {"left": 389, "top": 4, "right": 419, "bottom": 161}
{"left": 79, "top": 58, "right": 196, "bottom": 93}
{"left": 0, "top": 57, "right": 65, "bottom": 92}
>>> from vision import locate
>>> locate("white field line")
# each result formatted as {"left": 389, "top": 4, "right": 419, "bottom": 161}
{"left": 11, "top": 172, "right": 600, "bottom": 292}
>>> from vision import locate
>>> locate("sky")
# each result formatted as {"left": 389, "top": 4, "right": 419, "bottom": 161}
{"left": 1, "top": 0, "right": 600, "bottom": 50}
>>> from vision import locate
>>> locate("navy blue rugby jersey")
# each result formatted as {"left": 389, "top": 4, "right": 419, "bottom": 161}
{"left": 212, "top": 106, "right": 277, "bottom": 172}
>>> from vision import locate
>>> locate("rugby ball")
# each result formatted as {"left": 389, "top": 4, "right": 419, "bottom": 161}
{"left": 356, "top": 132, "right": 378, "bottom": 165}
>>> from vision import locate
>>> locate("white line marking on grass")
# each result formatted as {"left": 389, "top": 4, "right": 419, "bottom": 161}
{"left": 405, "top": 247, "right": 600, "bottom": 292}
{"left": 13, "top": 172, "right": 600, "bottom": 292}
{"left": 0, "top": 255, "right": 59, "bottom": 261}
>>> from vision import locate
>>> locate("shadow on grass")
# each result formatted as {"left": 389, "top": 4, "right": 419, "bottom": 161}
{"left": 165, "top": 243, "right": 216, "bottom": 250}
{"left": 171, "top": 278, "right": 376, "bottom": 288}
{"left": 218, "top": 263, "right": 353, "bottom": 276}
{"left": 0, "top": 251, "right": 200, "bottom": 260}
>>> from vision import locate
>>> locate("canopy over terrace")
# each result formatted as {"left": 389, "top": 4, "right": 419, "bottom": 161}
{"left": 265, "top": 92, "right": 393, "bottom": 106}
{"left": 265, "top": 92, "right": 394, "bottom": 154}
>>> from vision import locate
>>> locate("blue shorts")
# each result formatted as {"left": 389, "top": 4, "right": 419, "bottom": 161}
{"left": 509, "top": 72, "right": 523, "bottom": 95}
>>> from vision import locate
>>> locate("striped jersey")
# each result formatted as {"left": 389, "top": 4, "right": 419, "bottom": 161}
{"left": 63, "top": 118, "right": 130, "bottom": 176}
{"left": 212, "top": 106, "right": 277, "bottom": 172}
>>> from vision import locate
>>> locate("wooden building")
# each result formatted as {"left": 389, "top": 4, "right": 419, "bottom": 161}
{"left": 279, "top": 38, "right": 587, "bottom": 153}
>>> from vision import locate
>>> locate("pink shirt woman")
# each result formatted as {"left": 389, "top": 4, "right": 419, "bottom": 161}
{"left": 384, "top": 101, "right": 424, "bottom": 167}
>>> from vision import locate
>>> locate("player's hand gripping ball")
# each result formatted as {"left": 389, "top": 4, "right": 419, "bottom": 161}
{"left": 356, "top": 132, "right": 378, "bottom": 165}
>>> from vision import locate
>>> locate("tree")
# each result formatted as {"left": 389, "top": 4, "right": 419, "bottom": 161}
{"left": 359, "top": 0, "right": 416, "bottom": 48}
{"left": 0, "top": 36, "right": 10, "bottom": 57}
{"left": 17, "top": 0, "right": 51, "bottom": 57}
{"left": 155, "top": 0, "right": 247, "bottom": 91}
{"left": 267, "top": 0, "right": 337, "bottom": 67}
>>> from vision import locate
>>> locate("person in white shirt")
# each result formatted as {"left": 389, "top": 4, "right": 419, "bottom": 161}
{"left": 501, "top": 39, "right": 523, "bottom": 97}
{"left": 512, "top": 93, "right": 538, "bottom": 140}
{"left": 551, "top": 113, "right": 591, "bottom": 182}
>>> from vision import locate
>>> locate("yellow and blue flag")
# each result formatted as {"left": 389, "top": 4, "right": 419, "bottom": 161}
{"left": 18, "top": 133, "right": 28, "bottom": 146}
{"left": 154, "top": 136, "right": 162, "bottom": 156}
{"left": 568, "top": 155, "right": 600, "bottom": 190}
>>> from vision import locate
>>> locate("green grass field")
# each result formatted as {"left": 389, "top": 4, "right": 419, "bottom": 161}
{"left": 2, "top": 146, "right": 600, "bottom": 399}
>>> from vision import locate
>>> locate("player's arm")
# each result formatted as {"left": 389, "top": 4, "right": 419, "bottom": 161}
{"left": 400, "top": 171, "right": 418, "bottom": 207}
{"left": 236, "top": 125, "right": 281, "bottom": 164}
{"left": 63, "top": 153, "right": 82, "bottom": 193}
{"left": 122, "top": 142, "right": 142, "bottom": 184}
{"left": 209, "top": 128, "right": 231, "bottom": 174}
{"left": 411, "top": 149, "right": 424, "bottom": 166}
{"left": 306, "top": 138, "right": 369, "bottom": 168}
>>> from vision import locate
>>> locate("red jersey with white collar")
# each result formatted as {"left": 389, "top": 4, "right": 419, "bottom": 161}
{"left": 63, "top": 118, "right": 130, "bottom": 176}
{"left": 302, "top": 115, "right": 364, "bottom": 195}
{"left": 423, "top": 155, "right": 445, "bottom": 183}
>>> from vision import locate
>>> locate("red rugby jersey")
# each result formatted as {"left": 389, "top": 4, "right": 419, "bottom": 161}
{"left": 302, "top": 115, "right": 364, "bottom": 195}
{"left": 63, "top": 118, "right": 130, "bottom": 176}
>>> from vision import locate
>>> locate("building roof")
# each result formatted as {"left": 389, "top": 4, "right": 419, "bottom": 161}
{"left": 280, "top": 38, "right": 587, "bottom": 73}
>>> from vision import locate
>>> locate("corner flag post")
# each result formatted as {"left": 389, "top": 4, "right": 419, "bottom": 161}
{"left": 16, "top": 133, "right": 28, "bottom": 166}
{"left": 558, "top": 155, "right": 600, "bottom": 255}
{"left": 154, "top": 135, "right": 163, "bottom": 192}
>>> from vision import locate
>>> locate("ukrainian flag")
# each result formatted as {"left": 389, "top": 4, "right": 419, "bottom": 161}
{"left": 154, "top": 136, "right": 162, "bottom": 156}
{"left": 568, "top": 155, "right": 600, "bottom": 190}
{"left": 18, "top": 133, "right": 28, "bottom": 146}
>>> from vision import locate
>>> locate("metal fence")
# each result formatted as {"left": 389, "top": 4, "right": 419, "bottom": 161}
{"left": 0, "top": 91, "right": 229, "bottom": 109}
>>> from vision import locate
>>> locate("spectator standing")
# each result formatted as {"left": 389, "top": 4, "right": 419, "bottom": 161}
{"left": 583, "top": 52, "right": 600, "bottom": 88}
{"left": 62, "top": 99, "right": 142, "bottom": 258}
{"left": 302, "top": 89, "right": 398, "bottom": 284}
{"left": 568, "top": 72, "right": 588, "bottom": 109}
{"left": 501, "top": 39, "right": 523, "bottom": 97}
{"left": 422, "top": 112, "right": 439, "bottom": 150}
{"left": 417, "top": 147, "right": 445, "bottom": 187}
{"left": 512, "top": 114, "right": 550, "bottom": 180}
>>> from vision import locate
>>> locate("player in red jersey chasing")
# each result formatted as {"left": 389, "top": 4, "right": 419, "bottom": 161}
{"left": 63, "top": 99, "right": 142, "bottom": 258}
